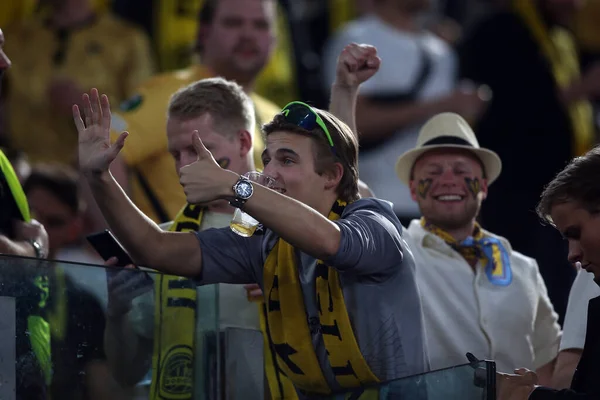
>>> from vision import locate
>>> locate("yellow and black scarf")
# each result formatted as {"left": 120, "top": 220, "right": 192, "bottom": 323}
{"left": 150, "top": 203, "right": 203, "bottom": 399}
{"left": 513, "top": 0, "right": 594, "bottom": 156}
{"left": 421, "top": 218, "right": 512, "bottom": 286}
{"left": 262, "top": 200, "right": 379, "bottom": 397}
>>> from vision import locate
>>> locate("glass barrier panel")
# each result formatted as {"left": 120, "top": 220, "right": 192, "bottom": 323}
{"left": 0, "top": 254, "right": 219, "bottom": 400}
{"left": 0, "top": 254, "right": 497, "bottom": 400}
{"left": 329, "top": 361, "right": 496, "bottom": 400}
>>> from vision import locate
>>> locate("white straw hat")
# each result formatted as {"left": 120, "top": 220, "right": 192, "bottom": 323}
{"left": 395, "top": 112, "right": 502, "bottom": 185}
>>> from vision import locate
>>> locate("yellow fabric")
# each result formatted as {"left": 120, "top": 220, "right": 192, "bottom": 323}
{"left": 0, "top": 149, "right": 30, "bottom": 222}
{"left": 574, "top": 1, "right": 600, "bottom": 52}
{"left": 420, "top": 218, "right": 512, "bottom": 286}
{"left": 152, "top": 0, "right": 203, "bottom": 72}
{"left": 259, "top": 305, "right": 299, "bottom": 400}
{"left": 150, "top": 203, "right": 202, "bottom": 399}
{"left": 328, "top": 0, "right": 358, "bottom": 34}
{"left": 152, "top": 0, "right": 296, "bottom": 106}
{"left": 46, "top": 267, "right": 68, "bottom": 342}
{"left": 0, "top": 0, "right": 37, "bottom": 29}
{"left": 253, "top": 3, "right": 298, "bottom": 107}
{"left": 110, "top": 64, "right": 280, "bottom": 223}
{"left": 27, "top": 316, "right": 52, "bottom": 385}
{"left": 263, "top": 200, "right": 379, "bottom": 395}
{"left": 512, "top": 0, "right": 594, "bottom": 156}
{"left": 30, "top": 273, "right": 52, "bottom": 386}
{"left": 0, "top": 149, "right": 53, "bottom": 385}
{"left": 5, "top": 13, "right": 154, "bottom": 166}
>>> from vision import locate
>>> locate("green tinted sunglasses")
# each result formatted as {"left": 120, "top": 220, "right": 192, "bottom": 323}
{"left": 280, "top": 101, "right": 335, "bottom": 148}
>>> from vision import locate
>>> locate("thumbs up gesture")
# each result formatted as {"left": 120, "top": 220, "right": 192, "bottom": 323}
{"left": 179, "top": 132, "right": 238, "bottom": 204}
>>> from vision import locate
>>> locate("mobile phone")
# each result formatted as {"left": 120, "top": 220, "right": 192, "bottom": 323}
{"left": 86, "top": 229, "right": 134, "bottom": 267}
{"left": 86, "top": 230, "right": 154, "bottom": 288}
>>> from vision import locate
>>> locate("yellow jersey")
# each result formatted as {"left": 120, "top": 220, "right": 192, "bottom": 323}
{"left": 574, "top": 0, "right": 600, "bottom": 53}
{"left": 5, "top": 13, "right": 154, "bottom": 165}
{"left": 110, "top": 64, "right": 281, "bottom": 223}
{"left": 0, "top": 0, "right": 110, "bottom": 30}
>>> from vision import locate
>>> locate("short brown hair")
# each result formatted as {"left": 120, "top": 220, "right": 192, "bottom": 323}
{"left": 537, "top": 145, "right": 600, "bottom": 222}
{"left": 262, "top": 108, "right": 360, "bottom": 202}
{"left": 23, "top": 163, "right": 84, "bottom": 214}
{"left": 167, "top": 77, "right": 255, "bottom": 137}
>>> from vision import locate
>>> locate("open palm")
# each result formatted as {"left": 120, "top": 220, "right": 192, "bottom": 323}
{"left": 73, "top": 88, "right": 128, "bottom": 174}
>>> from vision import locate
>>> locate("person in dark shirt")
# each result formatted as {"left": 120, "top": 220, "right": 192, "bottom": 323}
{"left": 458, "top": 0, "right": 600, "bottom": 323}
{"left": 497, "top": 144, "right": 600, "bottom": 399}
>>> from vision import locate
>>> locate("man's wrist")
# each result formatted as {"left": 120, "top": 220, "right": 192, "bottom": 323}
{"left": 82, "top": 168, "right": 112, "bottom": 183}
{"left": 220, "top": 170, "right": 240, "bottom": 200}
{"left": 27, "top": 239, "right": 46, "bottom": 259}
{"left": 331, "top": 82, "right": 359, "bottom": 93}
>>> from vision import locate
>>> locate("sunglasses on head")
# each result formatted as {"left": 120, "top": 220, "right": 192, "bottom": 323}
{"left": 280, "top": 101, "right": 335, "bottom": 148}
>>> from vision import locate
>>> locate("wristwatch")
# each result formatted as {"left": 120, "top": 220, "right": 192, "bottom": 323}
{"left": 229, "top": 175, "right": 254, "bottom": 209}
{"left": 28, "top": 239, "right": 46, "bottom": 259}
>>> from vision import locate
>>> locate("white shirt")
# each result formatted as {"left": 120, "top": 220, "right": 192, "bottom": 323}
{"left": 405, "top": 220, "right": 562, "bottom": 373}
{"left": 560, "top": 268, "right": 600, "bottom": 351}
{"left": 322, "top": 15, "right": 457, "bottom": 215}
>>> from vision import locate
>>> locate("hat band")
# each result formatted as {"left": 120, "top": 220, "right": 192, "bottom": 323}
{"left": 422, "top": 136, "right": 473, "bottom": 147}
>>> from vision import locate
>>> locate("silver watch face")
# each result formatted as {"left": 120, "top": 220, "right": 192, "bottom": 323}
{"left": 235, "top": 180, "right": 253, "bottom": 199}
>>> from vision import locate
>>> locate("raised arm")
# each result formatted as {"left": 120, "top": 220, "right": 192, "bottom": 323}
{"left": 74, "top": 89, "right": 201, "bottom": 277}
{"left": 328, "top": 43, "right": 380, "bottom": 137}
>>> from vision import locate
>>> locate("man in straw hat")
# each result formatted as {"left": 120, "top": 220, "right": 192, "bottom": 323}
{"left": 395, "top": 112, "right": 561, "bottom": 384}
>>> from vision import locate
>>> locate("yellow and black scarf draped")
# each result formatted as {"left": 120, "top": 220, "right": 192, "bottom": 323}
{"left": 262, "top": 200, "right": 379, "bottom": 397}
{"left": 150, "top": 203, "right": 203, "bottom": 399}
{"left": 513, "top": 0, "right": 594, "bottom": 156}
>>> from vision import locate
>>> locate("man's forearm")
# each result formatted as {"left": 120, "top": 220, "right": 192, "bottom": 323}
{"left": 230, "top": 171, "right": 341, "bottom": 259}
{"left": 536, "top": 358, "right": 556, "bottom": 387}
{"left": 86, "top": 171, "right": 203, "bottom": 276}
{"left": 329, "top": 84, "right": 359, "bottom": 135}
{"left": 86, "top": 171, "right": 164, "bottom": 266}
{"left": 0, "top": 236, "right": 35, "bottom": 257}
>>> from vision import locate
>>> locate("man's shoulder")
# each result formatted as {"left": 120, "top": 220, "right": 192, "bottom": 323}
{"left": 110, "top": 66, "right": 207, "bottom": 132}
{"left": 132, "top": 67, "right": 204, "bottom": 99}
{"left": 343, "top": 198, "right": 400, "bottom": 227}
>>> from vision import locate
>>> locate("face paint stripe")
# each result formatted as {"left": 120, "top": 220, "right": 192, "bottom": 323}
{"left": 465, "top": 177, "right": 481, "bottom": 199}
{"left": 417, "top": 179, "right": 432, "bottom": 199}
{"left": 217, "top": 157, "right": 231, "bottom": 169}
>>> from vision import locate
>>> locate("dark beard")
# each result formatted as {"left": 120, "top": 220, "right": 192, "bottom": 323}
{"left": 0, "top": 69, "right": 4, "bottom": 95}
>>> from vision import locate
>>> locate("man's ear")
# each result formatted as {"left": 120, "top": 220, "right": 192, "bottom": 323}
{"left": 480, "top": 178, "right": 489, "bottom": 201}
{"left": 323, "top": 162, "right": 344, "bottom": 191}
{"left": 409, "top": 179, "right": 418, "bottom": 202}
{"left": 237, "top": 129, "right": 253, "bottom": 158}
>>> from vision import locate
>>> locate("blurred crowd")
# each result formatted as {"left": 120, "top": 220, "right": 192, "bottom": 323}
{"left": 1, "top": 0, "right": 600, "bottom": 399}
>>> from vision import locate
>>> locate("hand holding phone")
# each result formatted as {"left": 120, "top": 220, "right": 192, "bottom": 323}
{"left": 86, "top": 229, "right": 134, "bottom": 267}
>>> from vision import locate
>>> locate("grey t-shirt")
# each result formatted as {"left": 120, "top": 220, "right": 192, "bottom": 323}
{"left": 195, "top": 198, "right": 429, "bottom": 392}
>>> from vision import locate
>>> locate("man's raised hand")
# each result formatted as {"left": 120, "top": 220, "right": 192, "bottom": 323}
{"left": 73, "top": 88, "right": 128, "bottom": 174}
{"left": 334, "top": 43, "right": 381, "bottom": 89}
